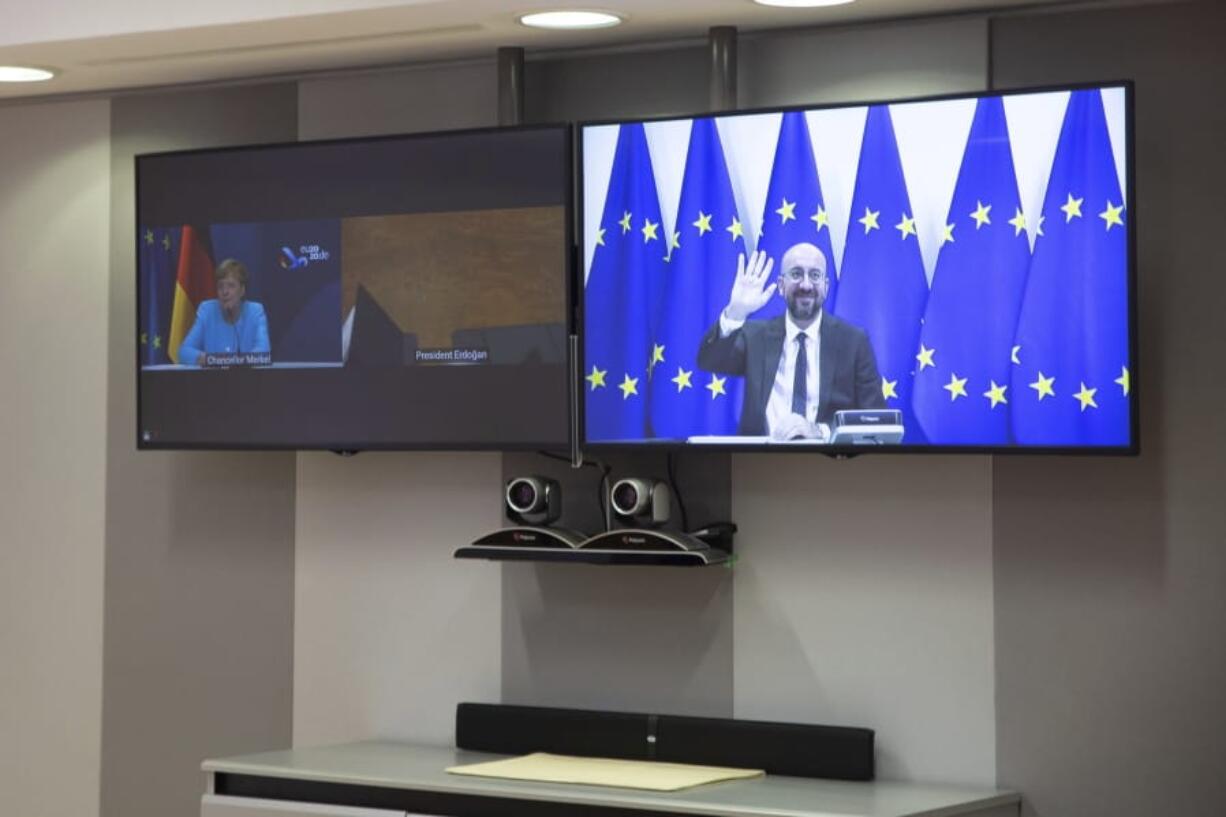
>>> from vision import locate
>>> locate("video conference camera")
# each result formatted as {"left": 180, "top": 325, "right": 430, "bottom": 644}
{"left": 505, "top": 476, "right": 562, "bottom": 526}
{"left": 461, "top": 472, "right": 732, "bottom": 561}
{"left": 464, "top": 475, "right": 584, "bottom": 550}
{"left": 609, "top": 478, "right": 670, "bottom": 528}
{"left": 576, "top": 476, "right": 716, "bottom": 555}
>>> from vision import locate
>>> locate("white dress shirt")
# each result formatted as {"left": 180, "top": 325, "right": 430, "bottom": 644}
{"left": 719, "top": 310, "right": 821, "bottom": 434}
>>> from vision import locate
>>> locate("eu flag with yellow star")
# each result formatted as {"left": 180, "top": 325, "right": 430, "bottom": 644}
{"left": 648, "top": 118, "right": 747, "bottom": 439}
{"left": 1010, "top": 90, "right": 1130, "bottom": 446}
{"left": 912, "top": 97, "right": 1031, "bottom": 444}
{"left": 585, "top": 123, "right": 667, "bottom": 441}
{"left": 752, "top": 111, "right": 839, "bottom": 318}
{"left": 834, "top": 106, "right": 930, "bottom": 441}
{"left": 138, "top": 226, "right": 180, "bottom": 366}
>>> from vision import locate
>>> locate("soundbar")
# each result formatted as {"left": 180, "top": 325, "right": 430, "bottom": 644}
{"left": 455, "top": 703, "right": 874, "bottom": 781}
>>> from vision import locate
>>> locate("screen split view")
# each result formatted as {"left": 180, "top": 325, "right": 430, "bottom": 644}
{"left": 137, "top": 84, "right": 1134, "bottom": 453}
{"left": 137, "top": 126, "right": 572, "bottom": 449}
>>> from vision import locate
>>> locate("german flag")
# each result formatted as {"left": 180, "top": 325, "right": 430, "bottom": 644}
{"left": 167, "top": 225, "right": 215, "bottom": 364}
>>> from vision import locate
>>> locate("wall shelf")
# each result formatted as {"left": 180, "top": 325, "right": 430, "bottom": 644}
{"left": 454, "top": 545, "right": 732, "bottom": 567}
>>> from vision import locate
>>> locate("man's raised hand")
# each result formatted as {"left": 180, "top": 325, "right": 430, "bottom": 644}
{"left": 725, "top": 250, "right": 776, "bottom": 322}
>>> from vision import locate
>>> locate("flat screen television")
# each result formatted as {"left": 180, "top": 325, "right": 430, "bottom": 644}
{"left": 137, "top": 124, "right": 572, "bottom": 450}
{"left": 579, "top": 82, "right": 1136, "bottom": 453}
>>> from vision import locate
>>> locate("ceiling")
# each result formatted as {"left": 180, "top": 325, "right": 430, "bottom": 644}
{"left": 0, "top": 0, "right": 1133, "bottom": 100}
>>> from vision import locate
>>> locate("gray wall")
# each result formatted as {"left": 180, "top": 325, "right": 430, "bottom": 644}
{"left": 526, "top": 46, "right": 709, "bottom": 124}
{"left": 5, "top": 5, "right": 1220, "bottom": 817}
{"left": 0, "top": 97, "right": 111, "bottom": 817}
{"left": 732, "top": 16, "right": 996, "bottom": 787}
{"left": 293, "top": 8, "right": 1226, "bottom": 811}
{"left": 733, "top": 455, "right": 996, "bottom": 785}
{"left": 297, "top": 60, "right": 497, "bottom": 139}
{"left": 293, "top": 63, "right": 505, "bottom": 749}
{"left": 291, "top": 15, "right": 999, "bottom": 785}
{"left": 101, "top": 84, "right": 299, "bottom": 817}
{"left": 516, "top": 47, "right": 738, "bottom": 721}
{"left": 292, "top": 451, "right": 505, "bottom": 747}
{"left": 739, "top": 15, "right": 988, "bottom": 107}
{"left": 500, "top": 451, "right": 734, "bottom": 717}
{"left": 991, "top": 3, "right": 1226, "bottom": 816}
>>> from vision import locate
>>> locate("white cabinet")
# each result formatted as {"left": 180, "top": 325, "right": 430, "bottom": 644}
{"left": 202, "top": 794, "right": 432, "bottom": 817}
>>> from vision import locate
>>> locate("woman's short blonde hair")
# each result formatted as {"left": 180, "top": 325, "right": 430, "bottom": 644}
{"left": 214, "top": 258, "right": 249, "bottom": 286}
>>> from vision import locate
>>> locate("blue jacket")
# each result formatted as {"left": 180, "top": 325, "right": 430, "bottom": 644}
{"left": 177, "top": 300, "right": 270, "bottom": 366}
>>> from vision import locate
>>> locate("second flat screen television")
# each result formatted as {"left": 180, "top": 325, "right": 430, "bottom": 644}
{"left": 138, "top": 125, "right": 572, "bottom": 450}
{"left": 580, "top": 83, "right": 1135, "bottom": 452}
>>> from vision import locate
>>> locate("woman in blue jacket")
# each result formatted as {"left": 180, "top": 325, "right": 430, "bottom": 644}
{"left": 177, "top": 258, "right": 270, "bottom": 366}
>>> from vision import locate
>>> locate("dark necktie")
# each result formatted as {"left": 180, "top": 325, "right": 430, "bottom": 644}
{"left": 792, "top": 333, "right": 808, "bottom": 417}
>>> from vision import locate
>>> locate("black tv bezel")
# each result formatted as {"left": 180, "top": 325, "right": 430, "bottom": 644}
{"left": 134, "top": 121, "right": 576, "bottom": 453}
{"left": 575, "top": 80, "right": 1139, "bottom": 457}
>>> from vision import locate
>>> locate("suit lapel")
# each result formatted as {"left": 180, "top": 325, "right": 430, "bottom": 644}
{"left": 818, "top": 313, "right": 836, "bottom": 420}
{"left": 760, "top": 317, "right": 786, "bottom": 420}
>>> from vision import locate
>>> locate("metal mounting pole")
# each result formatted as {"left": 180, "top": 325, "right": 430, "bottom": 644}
{"left": 708, "top": 26, "right": 738, "bottom": 112}
{"left": 497, "top": 47, "right": 525, "bottom": 126}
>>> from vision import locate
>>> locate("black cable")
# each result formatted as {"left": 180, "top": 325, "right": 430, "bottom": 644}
{"left": 666, "top": 451, "right": 689, "bottom": 533}
{"left": 597, "top": 461, "right": 612, "bottom": 531}
{"left": 532, "top": 448, "right": 578, "bottom": 461}
{"left": 533, "top": 450, "right": 609, "bottom": 529}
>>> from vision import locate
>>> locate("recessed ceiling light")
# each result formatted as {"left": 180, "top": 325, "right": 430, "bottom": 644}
{"left": 753, "top": 0, "right": 856, "bottom": 7}
{"left": 0, "top": 65, "right": 57, "bottom": 83}
{"left": 519, "top": 10, "right": 624, "bottom": 29}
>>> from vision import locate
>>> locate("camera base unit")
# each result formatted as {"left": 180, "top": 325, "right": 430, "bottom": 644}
{"left": 577, "top": 529, "right": 730, "bottom": 566}
{"left": 579, "top": 528, "right": 708, "bottom": 552}
{"left": 468, "top": 526, "right": 587, "bottom": 550}
{"left": 456, "top": 527, "right": 731, "bottom": 566}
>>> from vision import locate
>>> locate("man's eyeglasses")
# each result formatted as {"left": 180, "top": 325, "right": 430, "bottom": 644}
{"left": 784, "top": 268, "right": 827, "bottom": 284}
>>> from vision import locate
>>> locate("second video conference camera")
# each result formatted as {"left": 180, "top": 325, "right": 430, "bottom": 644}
{"left": 610, "top": 478, "right": 670, "bottom": 528}
{"left": 505, "top": 476, "right": 562, "bottom": 526}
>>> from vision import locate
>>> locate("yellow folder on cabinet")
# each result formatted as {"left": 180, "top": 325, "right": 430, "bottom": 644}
{"left": 446, "top": 752, "right": 764, "bottom": 792}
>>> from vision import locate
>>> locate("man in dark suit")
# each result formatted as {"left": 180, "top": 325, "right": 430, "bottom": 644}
{"left": 697, "top": 243, "right": 885, "bottom": 440}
